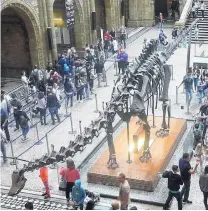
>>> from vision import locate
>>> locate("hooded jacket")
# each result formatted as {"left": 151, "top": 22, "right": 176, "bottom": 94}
{"left": 72, "top": 180, "right": 86, "bottom": 205}
{"left": 117, "top": 52, "right": 128, "bottom": 62}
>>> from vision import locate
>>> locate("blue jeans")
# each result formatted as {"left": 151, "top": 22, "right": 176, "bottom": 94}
{"left": 21, "top": 126, "right": 29, "bottom": 139}
{"left": 83, "top": 83, "right": 90, "bottom": 99}
{"left": 49, "top": 107, "right": 60, "bottom": 124}
{"left": 65, "top": 92, "right": 73, "bottom": 107}
{"left": 193, "top": 78, "right": 199, "bottom": 91}
{"left": 186, "top": 89, "right": 193, "bottom": 106}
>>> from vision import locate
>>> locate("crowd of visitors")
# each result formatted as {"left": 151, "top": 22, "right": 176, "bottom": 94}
{"left": 191, "top": 0, "right": 206, "bottom": 20}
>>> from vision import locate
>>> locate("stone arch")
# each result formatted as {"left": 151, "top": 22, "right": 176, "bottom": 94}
{"left": 1, "top": 0, "right": 44, "bottom": 69}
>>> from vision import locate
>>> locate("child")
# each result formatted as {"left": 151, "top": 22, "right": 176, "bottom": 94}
{"left": 39, "top": 166, "right": 50, "bottom": 199}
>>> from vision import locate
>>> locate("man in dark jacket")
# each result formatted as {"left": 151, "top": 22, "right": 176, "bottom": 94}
{"left": 179, "top": 153, "right": 199, "bottom": 204}
{"left": 10, "top": 94, "right": 22, "bottom": 131}
{"left": 47, "top": 89, "right": 60, "bottom": 125}
{"left": 94, "top": 59, "right": 104, "bottom": 88}
{"left": 64, "top": 77, "right": 74, "bottom": 107}
{"left": 162, "top": 165, "right": 183, "bottom": 210}
{"left": 199, "top": 165, "right": 208, "bottom": 210}
{"left": 16, "top": 105, "right": 30, "bottom": 141}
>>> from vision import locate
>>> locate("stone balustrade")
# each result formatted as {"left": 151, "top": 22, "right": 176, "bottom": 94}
{"left": 175, "top": 0, "right": 193, "bottom": 28}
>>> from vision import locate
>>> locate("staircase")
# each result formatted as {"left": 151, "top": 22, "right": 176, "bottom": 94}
{"left": 186, "top": 0, "right": 208, "bottom": 43}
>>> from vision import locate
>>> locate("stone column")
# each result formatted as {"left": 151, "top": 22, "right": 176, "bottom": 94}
{"left": 105, "top": 0, "right": 113, "bottom": 30}
{"left": 89, "top": 0, "right": 97, "bottom": 43}
{"left": 46, "top": 0, "right": 58, "bottom": 63}
{"left": 38, "top": 0, "right": 52, "bottom": 65}
{"left": 128, "top": 0, "right": 155, "bottom": 27}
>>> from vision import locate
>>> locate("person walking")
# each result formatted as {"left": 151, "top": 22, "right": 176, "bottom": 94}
{"left": 39, "top": 166, "right": 50, "bottom": 199}
{"left": 199, "top": 165, "right": 208, "bottom": 210}
{"left": 46, "top": 88, "right": 60, "bottom": 125}
{"left": 71, "top": 180, "right": 86, "bottom": 210}
{"left": 162, "top": 165, "right": 183, "bottom": 210}
{"left": 36, "top": 92, "right": 47, "bottom": 125}
{"left": 117, "top": 173, "right": 130, "bottom": 210}
{"left": 59, "top": 159, "right": 80, "bottom": 204}
{"left": 112, "top": 38, "right": 118, "bottom": 55}
{"left": 16, "top": 105, "right": 30, "bottom": 142}
{"left": 21, "top": 71, "right": 29, "bottom": 103}
{"left": 179, "top": 153, "right": 199, "bottom": 204}
{"left": 110, "top": 27, "right": 116, "bottom": 41}
{"left": 178, "top": 70, "right": 194, "bottom": 107}
{"left": 94, "top": 58, "right": 104, "bottom": 88}
{"left": 201, "top": 1, "right": 206, "bottom": 20}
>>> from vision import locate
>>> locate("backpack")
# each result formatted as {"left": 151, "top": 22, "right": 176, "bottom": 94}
{"left": 193, "top": 129, "right": 202, "bottom": 141}
{"left": 19, "top": 114, "right": 28, "bottom": 126}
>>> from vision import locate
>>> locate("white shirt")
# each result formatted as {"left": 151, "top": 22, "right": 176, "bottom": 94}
{"left": 112, "top": 40, "right": 118, "bottom": 51}
{"left": 201, "top": 3, "right": 206, "bottom": 10}
{"left": 67, "top": 48, "right": 72, "bottom": 57}
{"left": 21, "top": 75, "right": 29, "bottom": 87}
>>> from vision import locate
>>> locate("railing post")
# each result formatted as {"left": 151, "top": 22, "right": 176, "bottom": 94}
{"left": 9, "top": 141, "right": 17, "bottom": 166}
{"left": 176, "top": 86, "right": 179, "bottom": 105}
{"left": 68, "top": 113, "right": 76, "bottom": 134}
{"left": 45, "top": 133, "right": 50, "bottom": 155}
{"left": 94, "top": 94, "right": 99, "bottom": 113}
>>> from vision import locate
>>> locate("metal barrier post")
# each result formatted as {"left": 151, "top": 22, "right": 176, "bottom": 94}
{"left": 64, "top": 97, "right": 71, "bottom": 117}
{"left": 102, "top": 101, "right": 105, "bottom": 111}
{"left": 114, "top": 56, "right": 119, "bottom": 76}
{"left": 68, "top": 113, "right": 76, "bottom": 134}
{"left": 94, "top": 94, "right": 99, "bottom": 113}
{"left": 9, "top": 141, "right": 17, "bottom": 166}
{"left": 104, "top": 68, "right": 109, "bottom": 87}
{"left": 171, "top": 65, "right": 174, "bottom": 80}
{"left": 175, "top": 86, "right": 179, "bottom": 105}
{"left": 45, "top": 133, "right": 50, "bottom": 155}
{"left": 35, "top": 124, "right": 43, "bottom": 145}
{"left": 79, "top": 121, "right": 82, "bottom": 134}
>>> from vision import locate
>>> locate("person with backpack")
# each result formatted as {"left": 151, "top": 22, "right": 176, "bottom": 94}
{"left": 199, "top": 165, "right": 208, "bottom": 210}
{"left": 10, "top": 93, "right": 22, "bottom": 131}
{"left": 59, "top": 159, "right": 80, "bottom": 205}
{"left": 71, "top": 180, "right": 86, "bottom": 210}
{"left": 46, "top": 88, "right": 60, "bottom": 125}
{"left": 193, "top": 123, "right": 202, "bottom": 150}
{"left": 162, "top": 165, "right": 183, "bottom": 210}
{"left": 16, "top": 105, "right": 30, "bottom": 142}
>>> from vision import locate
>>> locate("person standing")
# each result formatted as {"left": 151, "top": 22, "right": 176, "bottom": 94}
{"left": 120, "top": 26, "right": 127, "bottom": 49}
{"left": 112, "top": 38, "right": 118, "bottom": 55}
{"left": 64, "top": 77, "right": 74, "bottom": 107}
{"left": 94, "top": 58, "right": 104, "bottom": 88}
{"left": 110, "top": 27, "right": 116, "bottom": 41}
{"left": 46, "top": 88, "right": 60, "bottom": 125}
{"left": 201, "top": 1, "right": 206, "bottom": 20}
{"left": 162, "top": 165, "right": 183, "bottom": 210}
{"left": 1, "top": 128, "right": 7, "bottom": 163}
{"left": 117, "top": 49, "right": 128, "bottom": 75}
{"left": 71, "top": 180, "right": 86, "bottom": 210}
{"left": 59, "top": 159, "right": 80, "bottom": 204}
{"left": 21, "top": 71, "right": 29, "bottom": 103}
{"left": 117, "top": 173, "right": 130, "bottom": 210}
{"left": 179, "top": 153, "right": 199, "bottom": 203}
{"left": 199, "top": 165, "right": 208, "bottom": 210}
{"left": 39, "top": 166, "right": 50, "bottom": 199}
{"left": 36, "top": 92, "right": 47, "bottom": 125}
{"left": 1, "top": 93, "right": 10, "bottom": 142}
{"left": 10, "top": 93, "right": 22, "bottom": 131}
{"left": 16, "top": 105, "right": 30, "bottom": 142}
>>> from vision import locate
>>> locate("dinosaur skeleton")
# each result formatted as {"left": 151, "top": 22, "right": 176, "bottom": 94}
{"left": 8, "top": 19, "right": 198, "bottom": 195}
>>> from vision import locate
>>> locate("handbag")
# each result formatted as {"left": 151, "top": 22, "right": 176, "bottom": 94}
{"left": 59, "top": 168, "right": 67, "bottom": 191}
